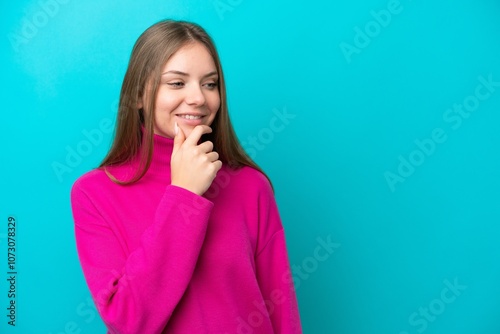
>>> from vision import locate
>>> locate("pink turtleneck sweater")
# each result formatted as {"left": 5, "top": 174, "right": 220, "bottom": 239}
{"left": 70, "top": 133, "right": 302, "bottom": 334}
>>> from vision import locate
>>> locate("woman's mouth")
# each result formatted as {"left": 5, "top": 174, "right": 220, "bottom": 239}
{"left": 176, "top": 114, "right": 205, "bottom": 125}
{"left": 177, "top": 114, "right": 203, "bottom": 120}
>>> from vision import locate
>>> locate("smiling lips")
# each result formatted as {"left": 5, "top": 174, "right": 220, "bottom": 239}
{"left": 176, "top": 114, "right": 204, "bottom": 120}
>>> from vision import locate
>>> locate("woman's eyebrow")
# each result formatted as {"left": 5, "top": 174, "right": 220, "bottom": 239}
{"left": 161, "top": 70, "right": 218, "bottom": 78}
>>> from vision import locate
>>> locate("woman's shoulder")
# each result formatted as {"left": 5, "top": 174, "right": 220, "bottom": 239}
{"left": 71, "top": 168, "right": 109, "bottom": 193}
{"left": 72, "top": 163, "right": 136, "bottom": 191}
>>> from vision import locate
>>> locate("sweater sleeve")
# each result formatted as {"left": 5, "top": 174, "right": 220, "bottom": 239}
{"left": 70, "top": 182, "right": 213, "bottom": 334}
{"left": 254, "top": 178, "right": 302, "bottom": 333}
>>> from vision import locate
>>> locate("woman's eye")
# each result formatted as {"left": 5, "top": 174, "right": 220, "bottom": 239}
{"left": 167, "top": 82, "right": 184, "bottom": 87}
{"left": 204, "top": 82, "right": 218, "bottom": 89}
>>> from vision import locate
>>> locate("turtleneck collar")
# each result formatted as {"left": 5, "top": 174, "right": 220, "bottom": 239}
{"left": 135, "top": 126, "right": 174, "bottom": 179}
{"left": 102, "top": 127, "right": 175, "bottom": 184}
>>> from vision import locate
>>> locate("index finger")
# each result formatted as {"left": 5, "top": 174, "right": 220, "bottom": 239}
{"left": 183, "top": 125, "right": 213, "bottom": 146}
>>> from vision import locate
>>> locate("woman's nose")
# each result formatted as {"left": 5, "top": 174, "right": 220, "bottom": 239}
{"left": 185, "top": 84, "right": 206, "bottom": 106}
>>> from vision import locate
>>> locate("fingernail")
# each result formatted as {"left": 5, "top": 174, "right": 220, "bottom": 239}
{"left": 174, "top": 122, "right": 178, "bottom": 135}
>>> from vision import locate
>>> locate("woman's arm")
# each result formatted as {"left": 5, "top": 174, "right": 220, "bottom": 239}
{"left": 71, "top": 183, "right": 213, "bottom": 334}
{"left": 254, "top": 177, "right": 303, "bottom": 333}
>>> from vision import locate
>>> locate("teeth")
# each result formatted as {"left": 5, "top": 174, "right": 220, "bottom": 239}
{"left": 178, "top": 114, "right": 202, "bottom": 120}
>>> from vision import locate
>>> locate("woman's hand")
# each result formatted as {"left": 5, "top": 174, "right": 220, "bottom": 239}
{"left": 170, "top": 123, "right": 222, "bottom": 196}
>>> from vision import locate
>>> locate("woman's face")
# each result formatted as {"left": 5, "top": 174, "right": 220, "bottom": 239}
{"left": 144, "top": 42, "right": 221, "bottom": 139}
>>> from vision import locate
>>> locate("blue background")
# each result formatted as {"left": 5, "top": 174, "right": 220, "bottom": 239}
{"left": 2, "top": 0, "right": 500, "bottom": 333}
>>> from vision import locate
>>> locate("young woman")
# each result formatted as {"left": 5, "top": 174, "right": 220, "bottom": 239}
{"left": 70, "top": 19, "right": 302, "bottom": 333}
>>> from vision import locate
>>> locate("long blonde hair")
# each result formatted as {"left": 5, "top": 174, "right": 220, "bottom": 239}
{"left": 99, "top": 19, "right": 271, "bottom": 188}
